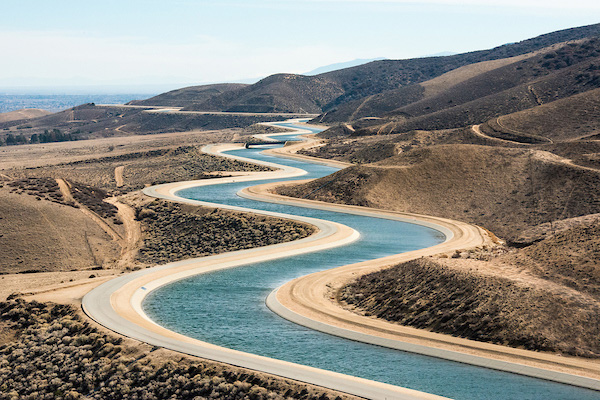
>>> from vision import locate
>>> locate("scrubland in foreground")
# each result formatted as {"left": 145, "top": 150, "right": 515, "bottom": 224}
{"left": 0, "top": 124, "right": 356, "bottom": 400}
{"left": 0, "top": 299, "right": 356, "bottom": 400}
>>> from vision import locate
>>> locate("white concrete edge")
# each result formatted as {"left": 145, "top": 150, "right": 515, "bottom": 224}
{"left": 129, "top": 226, "right": 361, "bottom": 323}
{"left": 238, "top": 189, "right": 454, "bottom": 242}
{"left": 82, "top": 121, "right": 457, "bottom": 400}
{"left": 246, "top": 123, "right": 600, "bottom": 393}
{"left": 84, "top": 120, "right": 600, "bottom": 397}
{"left": 265, "top": 289, "right": 600, "bottom": 392}
{"left": 82, "top": 284, "right": 447, "bottom": 400}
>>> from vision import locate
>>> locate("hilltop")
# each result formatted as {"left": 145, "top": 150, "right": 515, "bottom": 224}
{"left": 128, "top": 83, "right": 248, "bottom": 107}
{"left": 3, "top": 23, "right": 599, "bottom": 146}
{"left": 132, "top": 23, "right": 600, "bottom": 116}
{"left": 0, "top": 108, "right": 50, "bottom": 123}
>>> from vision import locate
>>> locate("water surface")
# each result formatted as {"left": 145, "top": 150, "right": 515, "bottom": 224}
{"left": 145, "top": 123, "right": 600, "bottom": 400}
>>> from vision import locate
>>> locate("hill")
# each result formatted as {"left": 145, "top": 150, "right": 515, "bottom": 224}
{"left": 131, "top": 23, "right": 600, "bottom": 116}
{"left": 0, "top": 108, "right": 51, "bottom": 123}
{"left": 183, "top": 73, "right": 345, "bottom": 113}
{"left": 329, "top": 36, "right": 600, "bottom": 137}
{"left": 341, "top": 219, "right": 600, "bottom": 357}
{"left": 0, "top": 103, "right": 288, "bottom": 144}
{"left": 479, "top": 87, "right": 600, "bottom": 143}
{"left": 276, "top": 144, "right": 600, "bottom": 241}
{"left": 128, "top": 83, "right": 247, "bottom": 107}
{"left": 0, "top": 180, "right": 120, "bottom": 273}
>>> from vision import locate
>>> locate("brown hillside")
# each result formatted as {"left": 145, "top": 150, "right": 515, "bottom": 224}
{"left": 340, "top": 255, "right": 600, "bottom": 357}
{"left": 481, "top": 87, "right": 600, "bottom": 142}
{"left": 0, "top": 108, "right": 51, "bottom": 123}
{"left": 184, "top": 74, "right": 344, "bottom": 113}
{"left": 129, "top": 83, "right": 247, "bottom": 107}
{"left": 0, "top": 185, "right": 119, "bottom": 273}
{"left": 390, "top": 38, "right": 600, "bottom": 119}
{"left": 299, "top": 129, "right": 456, "bottom": 164}
{"left": 504, "top": 219, "right": 600, "bottom": 297}
{"left": 324, "top": 52, "right": 539, "bottom": 123}
{"left": 0, "top": 103, "right": 288, "bottom": 143}
{"left": 277, "top": 144, "right": 600, "bottom": 240}
{"left": 354, "top": 40, "right": 600, "bottom": 136}
{"left": 9, "top": 145, "right": 271, "bottom": 194}
{"left": 340, "top": 218, "right": 600, "bottom": 357}
{"left": 324, "top": 37, "right": 600, "bottom": 138}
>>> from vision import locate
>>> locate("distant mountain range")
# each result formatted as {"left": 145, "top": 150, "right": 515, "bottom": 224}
{"left": 3, "top": 22, "right": 600, "bottom": 151}
{"left": 127, "top": 22, "right": 600, "bottom": 122}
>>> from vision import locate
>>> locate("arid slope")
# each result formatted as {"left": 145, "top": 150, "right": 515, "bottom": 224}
{"left": 277, "top": 144, "right": 600, "bottom": 241}
{"left": 340, "top": 218, "right": 600, "bottom": 357}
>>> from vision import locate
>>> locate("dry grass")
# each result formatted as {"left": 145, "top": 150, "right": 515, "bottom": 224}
{"left": 0, "top": 186, "right": 120, "bottom": 274}
{"left": 420, "top": 52, "right": 538, "bottom": 98}
{"left": 299, "top": 129, "right": 454, "bottom": 164}
{"left": 0, "top": 128, "right": 236, "bottom": 170}
{"left": 503, "top": 219, "right": 600, "bottom": 297}
{"left": 340, "top": 218, "right": 600, "bottom": 357}
{"left": 6, "top": 144, "right": 271, "bottom": 194}
{"left": 484, "top": 88, "right": 600, "bottom": 142}
{"left": 0, "top": 108, "right": 50, "bottom": 123}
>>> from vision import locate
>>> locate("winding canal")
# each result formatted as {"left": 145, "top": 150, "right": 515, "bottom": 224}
{"left": 141, "top": 122, "right": 600, "bottom": 400}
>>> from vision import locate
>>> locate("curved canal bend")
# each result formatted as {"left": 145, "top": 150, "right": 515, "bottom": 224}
{"left": 87, "top": 121, "right": 600, "bottom": 400}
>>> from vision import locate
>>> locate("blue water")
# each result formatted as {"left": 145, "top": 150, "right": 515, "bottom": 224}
{"left": 144, "top": 123, "right": 600, "bottom": 400}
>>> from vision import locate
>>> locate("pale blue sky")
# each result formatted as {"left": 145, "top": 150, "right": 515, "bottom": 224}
{"left": 1, "top": 0, "right": 599, "bottom": 91}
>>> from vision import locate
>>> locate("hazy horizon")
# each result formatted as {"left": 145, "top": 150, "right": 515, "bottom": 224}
{"left": 2, "top": 0, "right": 599, "bottom": 92}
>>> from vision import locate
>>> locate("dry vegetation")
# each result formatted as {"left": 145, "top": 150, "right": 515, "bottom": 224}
{"left": 480, "top": 88, "right": 600, "bottom": 142}
{"left": 283, "top": 119, "right": 600, "bottom": 361}
{"left": 0, "top": 122, "right": 359, "bottom": 399}
{"left": 298, "top": 130, "right": 455, "bottom": 164}
{"left": 8, "top": 145, "right": 271, "bottom": 193}
{"left": 0, "top": 108, "right": 50, "bottom": 124}
{"left": 0, "top": 103, "right": 288, "bottom": 143}
{"left": 3, "top": 23, "right": 600, "bottom": 397}
{"left": 279, "top": 144, "right": 600, "bottom": 241}
{"left": 323, "top": 37, "right": 600, "bottom": 137}
{"left": 340, "top": 218, "right": 600, "bottom": 358}
{"left": 135, "top": 200, "right": 314, "bottom": 265}
{"left": 5, "top": 177, "right": 70, "bottom": 205}
{"left": 0, "top": 299, "right": 356, "bottom": 400}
